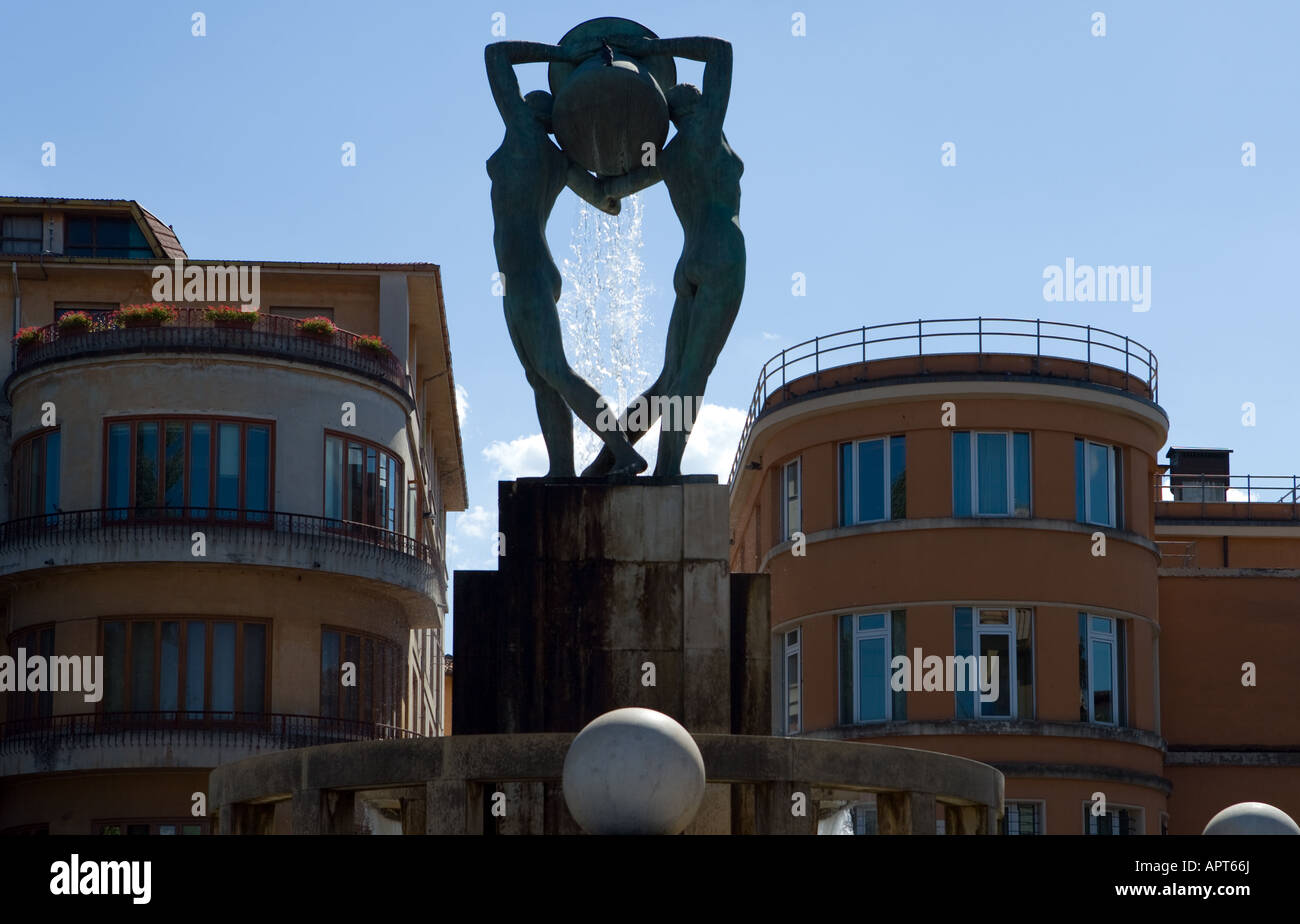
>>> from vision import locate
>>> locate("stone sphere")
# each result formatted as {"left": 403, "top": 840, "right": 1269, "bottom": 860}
{"left": 562, "top": 707, "right": 706, "bottom": 835}
{"left": 551, "top": 53, "right": 669, "bottom": 177}
{"left": 1203, "top": 802, "right": 1300, "bottom": 835}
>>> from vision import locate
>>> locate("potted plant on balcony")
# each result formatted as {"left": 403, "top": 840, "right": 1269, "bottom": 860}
{"left": 298, "top": 315, "right": 337, "bottom": 343}
{"left": 205, "top": 305, "right": 259, "bottom": 329}
{"left": 355, "top": 334, "right": 389, "bottom": 357}
{"left": 13, "top": 325, "right": 44, "bottom": 352}
{"left": 116, "top": 303, "right": 178, "bottom": 328}
{"left": 56, "top": 311, "right": 95, "bottom": 338}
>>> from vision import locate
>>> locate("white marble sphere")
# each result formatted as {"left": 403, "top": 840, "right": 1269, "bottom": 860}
{"left": 562, "top": 707, "right": 706, "bottom": 835}
{"left": 1203, "top": 802, "right": 1300, "bottom": 835}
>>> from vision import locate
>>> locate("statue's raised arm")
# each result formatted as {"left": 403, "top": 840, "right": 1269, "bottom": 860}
{"left": 606, "top": 36, "right": 732, "bottom": 133}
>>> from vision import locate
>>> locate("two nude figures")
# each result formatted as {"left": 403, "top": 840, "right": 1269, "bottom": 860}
{"left": 486, "top": 33, "right": 744, "bottom": 478}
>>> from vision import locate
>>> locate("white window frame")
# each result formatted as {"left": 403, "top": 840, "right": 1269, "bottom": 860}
{"left": 841, "top": 436, "right": 897, "bottom": 526}
{"left": 782, "top": 628, "right": 801, "bottom": 736}
{"left": 781, "top": 457, "right": 802, "bottom": 540}
{"left": 1081, "top": 439, "right": 1118, "bottom": 528}
{"left": 967, "top": 431, "right": 1025, "bottom": 517}
{"left": 851, "top": 612, "right": 893, "bottom": 724}
{"left": 966, "top": 606, "right": 1023, "bottom": 719}
{"left": 1084, "top": 614, "right": 1119, "bottom": 726}
{"left": 1003, "top": 799, "right": 1046, "bottom": 835}
{"left": 1083, "top": 802, "right": 1144, "bottom": 835}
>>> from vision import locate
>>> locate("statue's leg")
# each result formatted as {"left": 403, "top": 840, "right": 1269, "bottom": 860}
{"left": 581, "top": 274, "right": 694, "bottom": 476}
{"left": 510, "top": 282, "right": 647, "bottom": 477}
{"left": 504, "top": 294, "right": 575, "bottom": 477}
{"left": 654, "top": 273, "right": 744, "bottom": 477}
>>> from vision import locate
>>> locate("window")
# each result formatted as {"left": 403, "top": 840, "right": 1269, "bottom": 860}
{"left": 1079, "top": 614, "right": 1127, "bottom": 725}
{"left": 104, "top": 417, "right": 273, "bottom": 522}
{"left": 64, "top": 215, "right": 153, "bottom": 259}
{"left": 781, "top": 628, "right": 801, "bottom": 735}
{"left": 1001, "top": 801, "right": 1044, "bottom": 835}
{"left": 1, "top": 214, "right": 43, "bottom": 254}
{"left": 5, "top": 625, "right": 54, "bottom": 721}
{"left": 324, "top": 433, "right": 403, "bottom": 532}
{"left": 839, "top": 611, "right": 906, "bottom": 724}
{"left": 839, "top": 435, "right": 906, "bottom": 525}
{"left": 1085, "top": 804, "right": 1142, "bottom": 835}
{"left": 780, "top": 458, "right": 801, "bottom": 540}
{"left": 55, "top": 302, "right": 119, "bottom": 323}
{"left": 953, "top": 431, "right": 1030, "bottom": 517}
{"left": 955, "top": 607, "right": 1034, "bottom": 719}
{"left": 320, "top": 628, "right": 402, "bottom": 727}
{"left": 97, "top": 819, "right": 207, "bottom": 835}
{"left": 1076, "top": 439, "right": 1123, "bottom": 528}
{"left": 99, "top": 618, "right": 269, "bottom": 719}
{"left": 1159, "top": 812, "right": 1169, "bottom": 835}
{"left": 12, "top": 429, "right": 60, "bottom": 519}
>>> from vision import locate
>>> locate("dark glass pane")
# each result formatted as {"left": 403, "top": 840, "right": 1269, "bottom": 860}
{"left": 976, "top": 433, "right": 1008, "bottom": 515}
{"left": 103, "top": 622, "right": 126, "bottom": 713}
{"left": 839, "top": 443, "right": 853, "bottom": 525}
{"left": 28, "top": 435, "right": 42, "bottom": 518}
{"left": 365, "top": 448, "right": 379, "bottom": 525}
{"left": 839, "top": 615, "right": 852, "bottom": 724}
{"left": 95, "top": 218, "right": 130, "bottom": 249}
{"left": 348, "top": 446, "right": 364, "bottom": 522}
{"left": 1088, "top": 442, "right": 1111, "bottom": 525}
{"left": 181, "top": 824, "right": 202, "bottom": 835}
{"left": 164, "top": 422, "right": 185, "bottom": 513}
{"left": 890, "top": 610, "right": 907, "bottom": 720}
{"left": 189, "top": 423, "right": 210, "bottom": 515}
{"left": 242, "top": 624, "right": 266, "bottom": 714}
{"left": 977, "top": 632, "right": 1010, "bottom": 718}
{"left": 159, "top": 825, "right": 177, "bottom": 835}
{"left": 130, "top": 622, "right": 155, "bottom": 712}
{"left": 325, "top": 437, "right": 343, "bottom": 521}
{"left": 856, "top": 439, "right": 885, "bottom": 522}
{"left": 1016, "top": 609, "right": 1034, "bottom": 719}
{"left": 1092, "top": 638, "right": 1113, "bottom": 723}
{"left": 1116, "top": 620, "right": 1128, "bottom": 728}
{"left": 211, "top": 623, "right": 236, "bottom": 718}
{"left": 126, "top": 824, "right": 150, "bottom": 836}
{"left": 160, "top": 622, "right": 180, "bottom": 715}
{"left": 954, "top": 607, "right": 974, "bottom": 718}
{"left": 890, "top": 436, "right": 906, "bottom": 519}
{"left": 44, "top": 431, "right": 60, "bottom": 516}
{"left": 108, "top": 423, "right": 131, "bottom": 515}
{"left": 1113, "top": 447, "right": 1124, "bottom": 528}
{"left": 785, "top": 650, "right": 800, "bottom": 734}
{"left": 1079, "top": 613, "right": 1089, "bottom": 721}
{"left": 185, "top": 622, "right": 206, "bottom": 717}
{"left": 952, "top": 432, "right": 971, "bottom": 516}
{"left": 321, "top": 630, "right": 340, "bottom": 718}
{"left": 135, "top": 422, "right": 159, "bottom": 513}
{"left": 65, "top": 218, "right": 92, "bottom": 247}
{"left": 857, "top": 636, "right": 888, "bottom": 722}
{"left": 1074, "top": 439, "right": 1086, "bottom": 522}
{"left": 245, "top": 426, "right": 269, "bottom": 522}
{"left": 216, "top": 424, "right": 240, "bottom": 519}
{"left": 1013, "top": 432, "right": 1031, "bottom": 515}
{"left": 343, "top": 634, "right": 360, "bottom": 721}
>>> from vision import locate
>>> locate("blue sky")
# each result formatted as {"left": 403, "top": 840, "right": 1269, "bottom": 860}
{"left": 4, "top": 1, "right": 1298, "bottom": 647}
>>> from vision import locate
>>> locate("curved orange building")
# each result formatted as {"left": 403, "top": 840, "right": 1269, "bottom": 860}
{"left": 729, "top": 318, "right": 1299, "bottom": 834}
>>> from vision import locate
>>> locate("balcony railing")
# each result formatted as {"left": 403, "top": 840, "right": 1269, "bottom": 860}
{"left": 11, "top": 308, "right": 410, "bottom": 398}
{"left": 729, "top": 318, "right": 1159, "bottom": 485}
{"left": 0, "top": 712, "right": 421, "bottom": 756}
{"left": 1155, "top": 473, "right": 1300, "bottom": 521}
{"left": 0, "top": 507, "right": 439, "bottom": 571}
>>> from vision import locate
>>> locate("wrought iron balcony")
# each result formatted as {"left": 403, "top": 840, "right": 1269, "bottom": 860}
{"left": 10, "top": 308, "right": 411, "bottom": 402}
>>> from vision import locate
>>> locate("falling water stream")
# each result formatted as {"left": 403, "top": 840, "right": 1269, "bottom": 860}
{"left": 558, "top": 195, "right": 655, "bottom": 470}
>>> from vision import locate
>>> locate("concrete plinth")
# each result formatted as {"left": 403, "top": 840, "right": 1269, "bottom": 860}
{"left": 455, "top": 478, "right": 763, "bottom": 737}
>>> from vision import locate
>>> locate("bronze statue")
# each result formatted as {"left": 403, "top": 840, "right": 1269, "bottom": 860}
{"left": 487, "top": 20, "right": 745, "bottom": 479}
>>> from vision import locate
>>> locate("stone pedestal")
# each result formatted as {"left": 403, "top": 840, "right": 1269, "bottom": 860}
{"left": 455, "top": 477, "right": 764, "bottom": 737}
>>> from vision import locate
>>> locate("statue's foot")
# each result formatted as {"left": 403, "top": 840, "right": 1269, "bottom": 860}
{"left": 607, "top": 450, "right": 648, "bottom": 478}
{"left": 581, "top": 447, "right": 616, "bottom": 477}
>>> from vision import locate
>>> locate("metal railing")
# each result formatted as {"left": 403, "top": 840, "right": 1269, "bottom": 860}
{"left": 12, "top": 308, "right": 410, "bottom": 397}
{"left": 1154, "top": 473, "right": 1300, "bottom": 521}
{"left": 0, "top": 711, "right": 422, "bottom": 755}
{"left": 0, "top": 507, "right": 440, "bottom": 571}
{"left": 1154, "top": 540, "right": 1198, "bottom": 567}
{"left": 729, "top": 318, "right": 1158, "bottom": 485}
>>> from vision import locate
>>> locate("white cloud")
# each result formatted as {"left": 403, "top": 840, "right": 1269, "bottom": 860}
{"left": 761, "top": 331, "right": 781, "bottom": 341}
{"left": 447, "top": 504, "right": 499, "bottom": 571}
{"left": 455, "top": 383, "right": 470, "bottom": 426}
{"left": 483, "top": 432, "right": 549, "bottom": 479}
{"left": 681, "top": 404, "right": 747, "bottom": 480}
